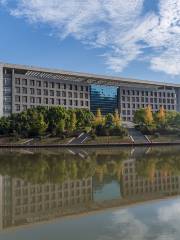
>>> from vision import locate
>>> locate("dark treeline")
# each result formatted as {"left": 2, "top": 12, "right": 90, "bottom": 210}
{"left": 0, "top": 106, "right": 94, "bottom": 137}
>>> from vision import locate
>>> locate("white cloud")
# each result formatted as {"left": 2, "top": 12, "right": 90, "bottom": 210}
{"left": 3, "top": 0, "right": 180, "bottom": 76}
{"left": 97, "top": 209, "right": 148, "bottom": 240}
{"left": 0, "top": 0, "right": 7, "bottom": 5}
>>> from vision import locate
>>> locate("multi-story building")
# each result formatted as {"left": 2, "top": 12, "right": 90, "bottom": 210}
{"left": 1, "top": 62, "right": 180, "bottom": 120}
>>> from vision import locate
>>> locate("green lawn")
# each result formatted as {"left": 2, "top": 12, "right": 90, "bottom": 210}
{"left": 149, "top": 134, "right": 180, "bottom": 143}
{"left": 86, "top": 136, "right": 131, "bottom": 144}
{"left": 0, "top": 137, "right": 33, "bottom": 144}
{"left": 0, "top": 137, "right": 73, "bottom": 145}
{"left": 34, "top": 137, "right": 73, "bottom": 145}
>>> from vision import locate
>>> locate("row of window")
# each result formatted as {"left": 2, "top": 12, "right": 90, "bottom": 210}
{"left": 15, "top": 100, "right": 89, "bottom": 111}
{"left": 15, "top": 95, "right": 89, "bottom": 104}
{"left": 15, "top": 78, "right": 89, "bottom": 91}
{"left": 122, "top": 89, "right": 175, "bottom": 98}
{"left": 122, "top": 102, "right": 175, "bottom": 109}
{"left": 121, "top": 96, "right": 175, "bottom": 104}
{"left": 15, "top": 87, "right": 89, "bottom": 99}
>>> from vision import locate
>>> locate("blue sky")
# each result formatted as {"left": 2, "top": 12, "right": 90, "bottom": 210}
{"left": 0, "top": 0, "right": 179, "bottom": 83}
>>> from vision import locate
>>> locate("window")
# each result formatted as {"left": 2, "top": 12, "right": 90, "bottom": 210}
{"left": 81, "top": 86, "right": 84, "bottom": 91}
{"left": 50, "top": 98, "right": 54, "bottom": 104}
{"left": 74, "top": 92, "right": 78, "bottom": 98}
{"left": 86, "top": 101, "right": 89, "bottom": 106}
{"left": 30, "top": 88, "right": 35, "bottom": 94}
{"left": 50, "top": 90, "right": 54, "bottom": 96}
{"left": 15, "top": 95, "right": 20, "bottom": 102}
{"left": 15, "top": 87, "right": 20, "bottom": 93}
{"left": 37, "top": 81, "right": 41, "bottom": 87}
{"left": 86, "top": 86, "right": 89, "bottom": 92}
{"left": 63, "top": 84, "right": 66, "bottom": 89}
{"left": 15, "top": 104, "right": 20, "bottom": 111}
{"left": 68, "top": 92, "right": 72, "bottom": 98}
{"left": 22, "top": 87, "right": 27, "bottom": 94}
{"left": 44, "top": 98, "right": 48, "bottom": 104}
{"left": 69, "top": 100, "right": 73, "bottom": 105}
{"left": 85, "top": 93, "right": 88, "bottom": 99}
{"left": 81, "top": 101, "right": 84, "bottom": 106}
{"left": 74, "top": 100, "right": 78, "bottom": 106}
{"left": 56, "top": 99, "right": 61, "bottom": 105}
{"left": 80, "top": 93, "right": 83, "bottom": 98}
{"left": 15, "top": 78, "right": 20, "bottom": 85}
{"left": 63, "top": 99, "right": 66, "bottom": 105}
{"left": 37, "top": 89, "right": 41, "bottom": 95}
{"left": 62, "top": 91, "right": 66, "bottom": 97}
{"left": 30, "top": 80, "right": 35, "bottom": 86}
{"left": 23, "top": 105, "right": 27, "bottom": 111}
{"left": 56, "top": 91, "right": 60, "bottom": 97}
{"left": 44, "top": 89, "right": 48, "bottom": 96}
{"left": 50, "top": 82, "right": 54, "bottom": 88}
{"left": 30, "top": 97, "right": 35, "bottom": 103}
{"left": 22, "top": 96, "right": 27, "bottom": 103}
{"left": 22, "top": 79, "right": 27, "bottom": 85}
{"left": 36, "top": 97, "right": 41, "bottom": 104}
{"left": 75, "top": 85, "right": 78, "bottom": 91}
{"left": 44, "top": 81, "right": 48, "bottom": 88}
{"left": 69, "top": 84, "right": 72, "bottom": 90}
{"left": 56, "top": 83, "right": 61, "bottom": 89}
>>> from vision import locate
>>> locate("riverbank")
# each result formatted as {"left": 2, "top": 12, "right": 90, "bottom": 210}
{"left": 0, "top": 141, "right": 180, "bottom": 148}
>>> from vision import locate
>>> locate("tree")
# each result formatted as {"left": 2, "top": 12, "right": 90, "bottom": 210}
{"left": 56, "top": 119, "right": 65, "bottom": 136}
{"left": 94, "top": 108, "right": 104, "bottom": 126}
{"left": 144, "top": 105, "right": 153, "bottom": 125}
{"left": 157, "top": 106, "right": 166, "bottom": 125}
{"left": 113, "top": 110, "right": 121, "bottom": 128}
{"left": 133, "top": 108, "right": 146, "bottom": 125}
{"left": 0, "top": 117, "right": 11, "bottom": 134}
{"left": 105, "top": 113, "right": 114, "bottom": 127}
{"left": 28, "top": 112, "right": 47, "bottom": 136}
{"left": 70, "top": 111, "right": 77, "bottom": 131}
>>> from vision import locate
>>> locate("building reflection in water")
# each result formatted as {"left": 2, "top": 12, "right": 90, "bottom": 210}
{"left": 0, "top": 148, "right": 180, "bottom": 230}
{"left": 1, "top": 176, "right": 92, "bottom": 230}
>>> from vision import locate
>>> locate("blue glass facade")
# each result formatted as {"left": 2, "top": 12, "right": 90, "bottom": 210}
{"left": 90, "top": 85, "right": 118, "bottom": 115}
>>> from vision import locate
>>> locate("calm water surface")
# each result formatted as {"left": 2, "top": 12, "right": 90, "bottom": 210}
{"left": 0, "top": 146, "right": 180, "bottom": 239}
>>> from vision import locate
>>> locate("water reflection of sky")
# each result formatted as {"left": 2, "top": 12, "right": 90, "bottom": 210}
{"left": 1, "top": 198, "right": 180, "bottom": 240}
{"left": 91, "top": 85, "right": 117, "bottom": 97}
{"left": 94, "top": 181, "right": 121, "bottom": 202}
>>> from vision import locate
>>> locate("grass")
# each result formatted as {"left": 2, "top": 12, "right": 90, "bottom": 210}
{"left": 86, "top": 135, "right": 131, "bottom": 144}
{"left": 34, "top": 137, "right": 73, "bottom": 145}
{"left": 149, "top": 134, "right": 180, "bottom": 143}
{"left": 0, "top": 137, "right": 33, "bottom": 144}
{"left": 0, "top": 136, "right": 73, "bottom": 145}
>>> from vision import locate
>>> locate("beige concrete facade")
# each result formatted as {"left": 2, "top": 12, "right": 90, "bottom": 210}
{"left": 0, "top": 62, "right": 180, "bottom": 119}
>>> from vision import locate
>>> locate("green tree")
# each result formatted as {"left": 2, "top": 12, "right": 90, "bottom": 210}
{"left": 28, "top": 111, "right": 47, "bottom": 136}
{"left": 105, "top": 113, "right": 114, "bottom": 126}
{"left": 133, "top": 108, "right": 146, "bottom": 125}
{"left": 56, "top": 119, "right": 65, "bottom": 136}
